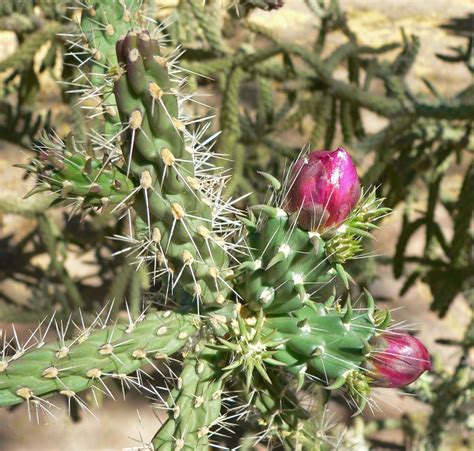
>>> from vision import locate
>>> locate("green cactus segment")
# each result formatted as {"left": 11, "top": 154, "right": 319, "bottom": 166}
{"left": 268, "top": 300, "right": 378, "bottom": 386}
{"left": 211, "top": 296, "right": 379, "bottom": 399}
{"left": 0, "top": 310, "right": 198, "bottom": 408}
{"left": 23, "top": 135, "right": 135, "bottom": 211}
{"left": 237, "top": 212, "right": 333, "bottom": 314}
{"left": 237, "top": 187, "right": 389, "bottom": 313}
{"left": 80, "top": 0, "right": 142, "bottom": 135}
{"left": 152, "top": 345, "right": 224, "bottom": 450}
{"left": 113, "top": 31, "right": 231, "bottom": 307}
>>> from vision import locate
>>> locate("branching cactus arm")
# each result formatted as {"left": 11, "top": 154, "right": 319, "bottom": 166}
{"left": 0, "top": 310, "right": 198, "bottom": 408}
{"left": 22, "top": 134, "right": 135, "bottom": 212}
{"left": 152, "top": 344, "right": 226, "bottom": 450}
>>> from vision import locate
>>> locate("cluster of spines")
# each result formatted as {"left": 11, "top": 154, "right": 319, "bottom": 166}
{"left": 325, "top": 188, "right": 391, "bottom": 266}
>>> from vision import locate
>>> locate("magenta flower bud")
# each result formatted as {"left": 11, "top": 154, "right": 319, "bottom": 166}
{"left": 285, "top": 147, "right": 361, "bottom": 231}
{"left": 367, "top": 332, "right": 432, "bottom": 388}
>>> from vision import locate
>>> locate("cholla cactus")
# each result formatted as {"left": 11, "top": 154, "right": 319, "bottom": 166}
{"left": 0, "top": 1, "right": 431, "bottom": 449}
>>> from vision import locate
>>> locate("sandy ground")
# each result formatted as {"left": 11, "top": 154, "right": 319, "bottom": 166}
{"left": 0, "top": 1, "right": 472, "bottom": 449}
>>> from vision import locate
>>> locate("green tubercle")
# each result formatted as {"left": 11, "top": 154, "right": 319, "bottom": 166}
{"left": 236, "top": 213, "right": 333, "bottom": 314}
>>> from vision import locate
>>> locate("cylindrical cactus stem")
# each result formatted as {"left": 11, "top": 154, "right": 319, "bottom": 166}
{"left": 113, "top": 30, "right": 232, "bottom": 307}
{"left": 0, "top": 310, "right": 198, "bottom": 408}
{"left": 267, "top": 298, "right": 378, "bottom": 399}
{"left": 152, "top": 344, "right": 225, "bottom": 450}
{"left": 245, "top": 379, "right": 323, "bottom": 450}
{"left": 79, "top": 0, "right": 142, "bottom": 136}
{"left": 208, "top": 294, "right": 411, "bottom": 411}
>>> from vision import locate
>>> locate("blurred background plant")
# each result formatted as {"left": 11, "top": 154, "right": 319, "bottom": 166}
{"left": 0, "top": 0, "right": 472, "bottom": 449}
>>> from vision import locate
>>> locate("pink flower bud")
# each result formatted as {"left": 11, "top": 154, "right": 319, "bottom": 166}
{"left": 367, "top": 332, "right": 432, "bottom": 388}
{"left": 285, "top": 147, "right": 361, "bottom": 231}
